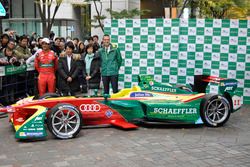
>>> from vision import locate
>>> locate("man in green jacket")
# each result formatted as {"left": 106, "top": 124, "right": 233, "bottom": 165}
{"left": 99, "top": 34, "right": 122, "bottom": 94}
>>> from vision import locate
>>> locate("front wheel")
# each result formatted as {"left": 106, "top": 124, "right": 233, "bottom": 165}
{"left": 47, "top": 103, "right": 82, "bottom": 139}
{"left": 200, "top": 94, "right": 230, "bottom": 127}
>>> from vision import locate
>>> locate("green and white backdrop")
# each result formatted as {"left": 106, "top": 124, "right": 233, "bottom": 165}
{"left": 104, "top": 18, "right": 250, "bottom": 104}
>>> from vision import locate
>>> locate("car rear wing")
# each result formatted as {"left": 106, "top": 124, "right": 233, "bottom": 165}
{"left": 192, "top": 75, "right": 238, "bottom": 94}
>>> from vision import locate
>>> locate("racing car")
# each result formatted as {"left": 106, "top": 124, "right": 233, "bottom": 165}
{"left": 0, "top": 75, "right": 242, "bottom": 140}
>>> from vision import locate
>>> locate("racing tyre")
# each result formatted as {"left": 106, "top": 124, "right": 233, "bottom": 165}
{"left": 47, "top": 103, "right": 82, "bottom": 139}
{"left": 38, "top": 93, "right": 61, "bottom": 100}
{"left": 200, "top": 94, "right": 230, "bottom": 127}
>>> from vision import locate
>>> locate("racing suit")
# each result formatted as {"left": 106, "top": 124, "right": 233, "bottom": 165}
{"left": 34, "top": 50, "right": 58, "bottom": 96}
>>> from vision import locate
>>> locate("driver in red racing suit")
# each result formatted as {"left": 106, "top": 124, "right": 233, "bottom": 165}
{"left": 34, "top": 38, "right": 58, "bottom": 96}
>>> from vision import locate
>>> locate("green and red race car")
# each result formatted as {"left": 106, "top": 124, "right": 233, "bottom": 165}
{"left": 0, "top": 75, "right": 242, "bottom": 140}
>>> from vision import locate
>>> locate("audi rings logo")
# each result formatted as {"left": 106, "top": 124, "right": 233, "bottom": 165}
{"left": 79, "top": 104, "right": 101, "bottom": 112}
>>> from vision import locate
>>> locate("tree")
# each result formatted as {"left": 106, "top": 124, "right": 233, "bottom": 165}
{"left": 106, "top": 8, "right": 151, "bottom": 19}
{"left": 84, "top": 0, "right": 150, "bottom": 33}
{"left": 178, "top": 0, "right": 249, "bottom": 19}
{"left": 35, "top": 0, "right": 63, "bottom": 37}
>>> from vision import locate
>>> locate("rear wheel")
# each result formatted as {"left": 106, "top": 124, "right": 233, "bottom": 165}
{"left": 47, "top": 103, "right": 82, "bottom": 139}
{"left": 200, "top": 95, "right": 230, "bottom": 127}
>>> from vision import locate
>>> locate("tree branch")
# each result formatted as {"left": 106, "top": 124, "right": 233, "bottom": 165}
{"left": 48, "top": 1, "right": 61, "bottom": 31}
{"left": 93, "top": 0, "right": 104, "bottom": 32}
{"left": 178, "top": 0, "right": 190, "bottom": 18}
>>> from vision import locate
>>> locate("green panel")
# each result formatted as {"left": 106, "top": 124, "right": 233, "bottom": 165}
{"left": 118, "top": 43, "right": 125, "bottom": 51}
{"left": 148, "top": 27, "right": 156, "bottom": 35}
{"left": 164, "top": 27, "right": 171, "bottom": 34}
{"left": 133, "top": 28, "right": 140, "bottom": 35}
{"left": 156, "top": 35, "right": 163, "bottom": 43}
{"left": 163, "top": 43, "right": 171, "bottom": 50}
{"left": 239, "top": 20, "right": 247, "bottom": 28}
{"left": 133, "top": 44, "right": 140, "bottom": 51}
{"left": 140, "top": 51, "right": 148, "bottom": 59}
{"left": 118, "top": 28, "right": 125, "bottom": 35}
{"left": 222, "top": 19, "right": 230, "bottom": 27}
{"left": 125, "top": 51, "right": 132, "bottom": 59}
{"left": 141, "top": 35, "right": 148, "bottom": 43}
{"left": 126, "top": 20, "right": 133, "bottom": 27}
{"left": 104, "top": 27, "right": 111, "bottom": 34}
{"left": 171, "top": 35, "right": 179, "bottom": 43}
{"left": 189, "top": 19, "right": 197, "bottom": 27}
{"left": 156, "top": 19, "right": 163, "bottom": 27}
{"left": 213, "top": 28, "right": 221, "bottom": 36}
{"left": 238, "top": 37, "right": 246, "bottom": 45}
{"left": 179, "top": 44, "right": 187, "bottom": 51}
{"left": 111, "top": 36, "right": 118, "bottom": 43}
{"left": 180, "top": 27, "right": 188, "bottom": 35}
{"left": 155, "top": 51, "right": 163, "bottom": 59}
{"left": 188, "top": 36, "right": 196, "bottom": 43}
{"left": 205, "top": 19, "right": 213, "bottom": 27}
{"left": 220, "top": 53, "right": 228, "bottom": 61}
{"left": 230, "top": 28, "right": 238, "bottom": 36}
{"left": 204, "top": 36, "right": 212, "bottom": 44}
{"left": 126, "top": 36, "right": 133, "bottom": 43}
{"left": 221, "top": 36, "right": 229, "bottom": 44}
{"left": 196, "top": 28, "right": 204, "bottom": 35}
{"left": 172, "top": 19, "right": 179, "bottom": 26}
{"left": 141, "top": 19, "right": 148, "bottom": 27}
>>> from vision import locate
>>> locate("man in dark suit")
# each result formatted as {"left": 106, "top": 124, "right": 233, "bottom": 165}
{"left": 57, "top": 42, "right": 80, "bottom": 96}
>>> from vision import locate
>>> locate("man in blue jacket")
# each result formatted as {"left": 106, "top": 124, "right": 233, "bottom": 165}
{"left": 99, "top": 34, "right": 122, "bottom": 94}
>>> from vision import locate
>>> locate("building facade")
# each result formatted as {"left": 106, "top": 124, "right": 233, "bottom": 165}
{"left": 1, "top": 0, "right": 177, "bottom": 39}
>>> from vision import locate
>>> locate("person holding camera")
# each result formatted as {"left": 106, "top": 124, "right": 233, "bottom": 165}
{"left": 0, "top": 46, "right": 20, "bottom": 105}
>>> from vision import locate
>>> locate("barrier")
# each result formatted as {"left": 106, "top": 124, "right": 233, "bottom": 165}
{"left": 0, "top": 64, "right": 37, "bottom": 105}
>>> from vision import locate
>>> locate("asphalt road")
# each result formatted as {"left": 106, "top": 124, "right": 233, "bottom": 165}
{"left": 0, "top": 105, "right": 249, "bottom": 167}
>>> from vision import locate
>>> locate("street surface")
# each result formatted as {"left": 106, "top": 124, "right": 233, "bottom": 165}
{"left": 0, "top": 105, "right": 249, "bottom": 167}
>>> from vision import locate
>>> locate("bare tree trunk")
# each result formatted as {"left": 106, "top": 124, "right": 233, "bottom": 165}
{"left": 93, "top": 1, "right": 104, "bottom": 32}
{"left": 36, "top": 0, "right": 61, "bottom": 37}
{"left": 178, "top": 0, "right": 190, "bottom": 18}
{"left": 110, "top": 0, "right": 112, "bottom": 19}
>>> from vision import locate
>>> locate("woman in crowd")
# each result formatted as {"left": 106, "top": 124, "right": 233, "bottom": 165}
{"left": 0, "top": 47, "right": 20, "bottom": 104}
{"left": 0, "top": 34, "right": 9, "bottom": 52}
{"left": 81, "top": 44, "right": 101, "bottom": 95}
{"left": 77, "top": 41, "right": 85, "bottom": 54}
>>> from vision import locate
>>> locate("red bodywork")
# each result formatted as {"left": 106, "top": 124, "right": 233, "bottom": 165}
{"left": 0, "top": 97, "right": 138, "bottom": 129}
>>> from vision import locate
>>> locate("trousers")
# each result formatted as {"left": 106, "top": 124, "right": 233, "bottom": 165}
{"left": 38, "top": 73, "right": 56, "bottom": 96}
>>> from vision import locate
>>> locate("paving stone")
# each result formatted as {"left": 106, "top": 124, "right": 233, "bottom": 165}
{"left": 0, "top": 105, "right": 249, "bottom": 166}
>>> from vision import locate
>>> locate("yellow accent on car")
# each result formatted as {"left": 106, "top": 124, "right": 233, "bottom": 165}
{"left": 111, "top": 86, "right": 141, "bottom": 98}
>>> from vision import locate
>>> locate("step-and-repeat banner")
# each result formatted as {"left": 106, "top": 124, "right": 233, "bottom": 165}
{"left": 104, "top": 19, "right": 250, "bottom": 104}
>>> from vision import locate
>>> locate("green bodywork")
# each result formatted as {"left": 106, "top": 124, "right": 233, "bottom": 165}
{"left": 138, "top": 75, "right": 193, "bottom": 94}
{"left": 101, "top": 98, "right": 203, "bottom": 124}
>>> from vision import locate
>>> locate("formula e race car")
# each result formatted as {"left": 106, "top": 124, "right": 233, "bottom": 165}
{"left": 0, "top": 75, "right": 242, "bottom": 140}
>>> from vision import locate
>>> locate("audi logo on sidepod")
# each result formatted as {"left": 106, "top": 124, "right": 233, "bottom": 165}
{"left": 79, "top": 104, "right": 101, "bottom": 112}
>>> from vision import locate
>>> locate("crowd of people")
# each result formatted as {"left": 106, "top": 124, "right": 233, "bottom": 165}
{"left": 0, "top": 29, "right": 122, "bottom": 104}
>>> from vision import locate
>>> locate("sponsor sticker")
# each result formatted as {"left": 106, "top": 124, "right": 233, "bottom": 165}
{"left": 130, "top": 92, "right": 153, "bottom": 97}
{"left": 105, "top": 110, "right": 113, "bottom": 118}
{"left": 79, "top": 104, "right": 101, "bottom": 112}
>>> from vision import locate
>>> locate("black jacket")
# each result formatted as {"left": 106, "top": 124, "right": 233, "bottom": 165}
{"left": 57, "top": 56, "right": 80, "bottom": 93}
{"left": 81, "top": 53, "right": 101, "bottom": 90}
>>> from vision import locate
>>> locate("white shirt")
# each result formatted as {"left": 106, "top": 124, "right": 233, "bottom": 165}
{"left": 105, "top": 46, "right": 111, "bottom": 54}
{"left": 67, "top": 55, "right": 72, "bottom": 71}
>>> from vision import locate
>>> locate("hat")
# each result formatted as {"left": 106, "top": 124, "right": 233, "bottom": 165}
{"left": 41, "top": 38, "right": 50, "bottom": 44}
